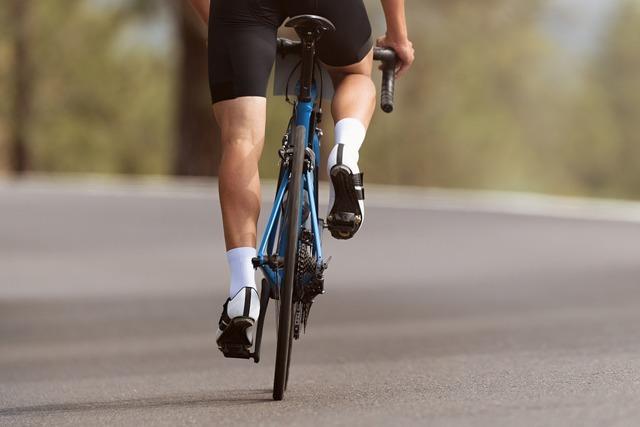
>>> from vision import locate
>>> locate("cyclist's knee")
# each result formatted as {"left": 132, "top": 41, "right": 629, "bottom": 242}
{"left": 219, "top": 130, "right": 264, "bottom": 157}
{"left": 213, "top": 97, "right": 267, "bottom": 152}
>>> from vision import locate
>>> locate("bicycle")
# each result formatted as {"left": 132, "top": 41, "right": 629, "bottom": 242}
{"left": 219, "top": 14, "right": 397, "bottom": 401}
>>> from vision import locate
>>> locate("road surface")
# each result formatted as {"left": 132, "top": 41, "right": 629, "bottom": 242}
{"left": 2, "top": 178, "right": 640, "bottom": 426}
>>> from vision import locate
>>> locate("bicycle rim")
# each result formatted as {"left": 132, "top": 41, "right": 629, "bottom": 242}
{"left": 273, "top": 125, "right": 306, "bottom": 401}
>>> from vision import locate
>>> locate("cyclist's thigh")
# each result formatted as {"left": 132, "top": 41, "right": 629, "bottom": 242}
{"left": 285, "top": 0, "right": 373, "bottom": 67}
{"left": 208, "top": 0, "right": 285, "bottom": 104}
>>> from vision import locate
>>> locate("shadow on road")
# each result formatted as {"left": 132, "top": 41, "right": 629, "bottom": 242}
{"left": 0, "top": 389, "right": 274, "bottom": 417}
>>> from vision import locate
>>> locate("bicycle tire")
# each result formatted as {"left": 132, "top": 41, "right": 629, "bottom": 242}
{"left": 285, "top": 304, "right": 295, "bottom": 390}
{"left": 273, "top": 125, "right": 306, "bottom": 401}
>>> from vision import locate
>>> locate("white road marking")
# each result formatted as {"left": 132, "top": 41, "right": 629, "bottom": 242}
{"left": 3, "top": 175, "right": 640, "bottom": 224}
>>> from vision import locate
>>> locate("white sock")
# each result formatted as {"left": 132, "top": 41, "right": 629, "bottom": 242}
{"left": 328, "top": 118, "right": 366, "bottom": 169}
{"left": 327, "top": 118, "right": 366, "bottom": 216}
{"left": 226, "top": 247, "right": 257, "bottom": 298}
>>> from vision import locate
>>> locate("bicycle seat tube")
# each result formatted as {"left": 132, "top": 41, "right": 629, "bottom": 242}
{"left": 298, "top": 32, "right": 317, "bottom": 102}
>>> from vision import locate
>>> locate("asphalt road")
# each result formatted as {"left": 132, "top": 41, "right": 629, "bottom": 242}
{"left": 2, "top": 179, "right": 640, "bottom": 426}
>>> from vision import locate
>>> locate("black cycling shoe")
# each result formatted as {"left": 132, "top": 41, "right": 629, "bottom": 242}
{"left": 327, "top": 153, "right": 365, "bottom": 240}
{"left": 216, "top": 287, "right": 260, "bottom": 359}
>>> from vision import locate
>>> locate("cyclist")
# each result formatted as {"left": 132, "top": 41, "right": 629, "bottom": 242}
{"left": 187, "top": 0, "right": 414, "bottom": 353}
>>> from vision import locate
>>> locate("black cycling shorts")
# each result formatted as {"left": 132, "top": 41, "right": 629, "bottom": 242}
{"left": 208, "top": 0, "right": 373, "bottom": 104}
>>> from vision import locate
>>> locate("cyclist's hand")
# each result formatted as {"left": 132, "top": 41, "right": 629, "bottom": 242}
{"left": 376, "top": 34, "right": 415, "bottom": 78}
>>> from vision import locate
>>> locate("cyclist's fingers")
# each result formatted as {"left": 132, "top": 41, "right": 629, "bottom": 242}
{"left": 396, "top": 60, "right": 412, "bottom": 78}
{"left": 395, "top": 50, "right": 415, "bottom": 78}
{"left": 393, "top": 61, "right": 405, "bottom": 78}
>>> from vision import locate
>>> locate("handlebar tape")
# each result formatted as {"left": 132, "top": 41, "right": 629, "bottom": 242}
{"left": 373, "top": 47, "right": 397, "bottom": 113}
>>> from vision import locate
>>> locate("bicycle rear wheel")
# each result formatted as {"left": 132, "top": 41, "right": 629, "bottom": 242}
{"left": 273, "top": 125, "right": 306, "bottom": 401}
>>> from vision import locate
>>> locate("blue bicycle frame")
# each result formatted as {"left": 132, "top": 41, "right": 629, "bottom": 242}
{"left": 240, "top": 19, "right": 397, "bottom": 399}
{"left": 254, "top": 84, "right": 324, "bottom": 293}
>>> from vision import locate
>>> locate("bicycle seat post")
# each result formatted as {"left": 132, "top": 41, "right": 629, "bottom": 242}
{"left": 297, "top": 33, "right": 316, "bottom": 102}
{"left": 284, "top": 15, "right": 336, "bottom": 102}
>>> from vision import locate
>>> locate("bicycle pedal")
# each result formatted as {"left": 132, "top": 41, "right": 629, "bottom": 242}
{"left": 327, "top": 213, "right": 360, "bottom": 239}
{"left": 217, "top": 317, "right": 254, "bottom": 359}
{"left": 219, "top": 343, "right": 252, "bottom": 359}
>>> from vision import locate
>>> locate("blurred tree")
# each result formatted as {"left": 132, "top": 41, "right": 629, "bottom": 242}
{"left": 591, "top": 0, "right": 640, "bottom": 197}
{"left": 0, "top": 6, "right": 9, "bottom": 171}
{"left": 2, "top": 0, "right": 637, "bottom": 202}
{"left": 8, "top": 0, "right": 32, "bottom": 175}
{"left": 26, "top": 0, "right": 174, "bottom": 174}
{"left": 556, "top": 0, "right": 640, "bottom": 199}
{"left": 173, "top": 1, "right": 220, "bottom": 176}
{"left": 361, "top": 0, "right": 563, "bottom": 191}
{"left": 116, "top": 0, "right": 220, "bottom": 176}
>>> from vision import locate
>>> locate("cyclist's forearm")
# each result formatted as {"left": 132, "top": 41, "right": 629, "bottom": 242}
{"left": 188, "top": 0, "right": 210, "bottom": 25}
{"left": 380, "top": 0, "right": 408, "bottom": 40}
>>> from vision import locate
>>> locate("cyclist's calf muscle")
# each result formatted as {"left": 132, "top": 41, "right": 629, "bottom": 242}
{"left": 325, "top": 49, "right": 376, "bottom": 127}
{"left": 214, "top": 97, "right": 266, "bottom": 250}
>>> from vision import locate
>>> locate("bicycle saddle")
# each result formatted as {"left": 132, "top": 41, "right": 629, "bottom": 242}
{"left": 285, "top": 15, "right": 336, "bottom": 34}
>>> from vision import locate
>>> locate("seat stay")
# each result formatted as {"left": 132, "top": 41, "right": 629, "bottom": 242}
{"left": 256, "top": 171, "right": 290, "bottom": 287}
{"left": 304, "top": 168, "right": 323, "bottom": 262}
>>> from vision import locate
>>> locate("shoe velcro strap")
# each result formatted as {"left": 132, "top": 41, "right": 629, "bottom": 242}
{"left": 219, "top": 299, "right": 231, "bottom": 329}
{"left": 353, "top": 172, "right": 364, "bottom": 187}
{"left": 355, "top": 188, "right": 365, "bottom": 200}
{"left": 243, "top": 289, "right": 251, "bottom": 317}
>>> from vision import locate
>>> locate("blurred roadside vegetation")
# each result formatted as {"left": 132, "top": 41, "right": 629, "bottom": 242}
{"left": 1, "top": 0, "right": 639, "bottom": 199}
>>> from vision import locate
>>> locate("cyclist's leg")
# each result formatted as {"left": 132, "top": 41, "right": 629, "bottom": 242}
{"left": 213, "top": 97, "right": 264, "bottom": 348}
{"left": 214, "top": 97, "right": 266, "bottom": 251}
{"left": 208, "top": 0, "right": 282, "bottom": 318}
{"left": 322, "top": 56, "right": 375, "bottom": 239}
{"left": 308, "top": 0, "right": 376, "bottom": 126}
{"left": 305, "top": 0, "right": 374, "bottom": 238}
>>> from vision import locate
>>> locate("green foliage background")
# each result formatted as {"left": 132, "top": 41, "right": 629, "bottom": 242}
{"left": 1, "top": 0, "right": 640, "bottom": 199}
{"left": 1, "top": 0, "right": 175, "bottom": 175}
